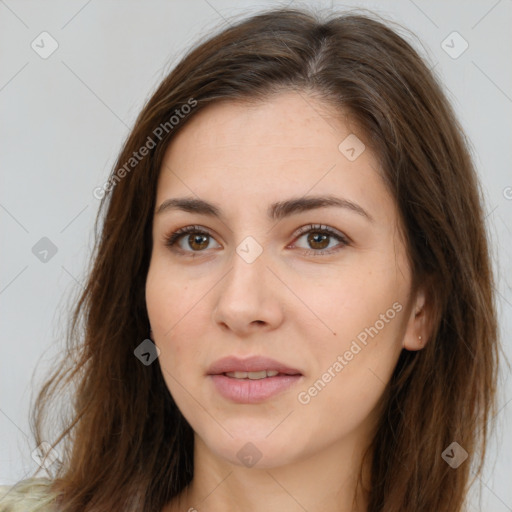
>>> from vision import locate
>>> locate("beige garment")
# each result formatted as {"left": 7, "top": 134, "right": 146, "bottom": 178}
{"left": 0, "top": 478, "right": 59, "bottom": 512}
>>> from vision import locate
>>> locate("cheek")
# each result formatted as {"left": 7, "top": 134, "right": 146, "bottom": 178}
{"left": 146, "top": 259, "right": 191, "bottom": 335}
{"left": 296, "top": 259, "right": 408, "bottom": 407}
{"left": 146, "top": 263, "right": 195, "bottom": 381}
{"left": 301, "top": 257, "right": 407, "bottom": 343}
{"left": 295, "top": 307, "right": 405, "bottom": 444}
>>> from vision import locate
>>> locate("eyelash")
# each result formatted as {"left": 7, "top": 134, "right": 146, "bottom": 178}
{"left": 163, "top": 224, "right": 350, "bottom": 258}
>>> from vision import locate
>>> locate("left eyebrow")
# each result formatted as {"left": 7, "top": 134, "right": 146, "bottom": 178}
{"left": 269, "top": 195, "right": 373, "bottom": 222}
{"left": 155, "top": 194, "right": 373, "bottom": 223}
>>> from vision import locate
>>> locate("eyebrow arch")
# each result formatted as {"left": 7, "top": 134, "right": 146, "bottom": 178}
{"left": 155, "top": 195, "right": 373, "bottom": 222}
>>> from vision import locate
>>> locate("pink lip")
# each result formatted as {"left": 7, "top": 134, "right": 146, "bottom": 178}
{"left": 210, "top": 374, "right": 302, "bottom": 403}
{"left": 207, "top": 355, "right": 302, "bottom": 376}
{"left": 207, "top": 356, "right": 303, "bottom": 404}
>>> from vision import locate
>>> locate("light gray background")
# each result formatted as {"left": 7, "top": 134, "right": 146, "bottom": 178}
{"left": 1, "top": 0, "right": 511, "bottom": 510}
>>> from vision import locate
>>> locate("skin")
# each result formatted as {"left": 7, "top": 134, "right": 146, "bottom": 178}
{"left": 146, "top": 91, "right": 429, "bottom": 512}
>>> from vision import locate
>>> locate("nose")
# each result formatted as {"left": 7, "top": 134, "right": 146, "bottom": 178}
{"left": 212, "top": 248, "right": 285, "bottom": 336}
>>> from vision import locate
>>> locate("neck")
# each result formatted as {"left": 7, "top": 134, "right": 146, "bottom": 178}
{"left": 167, "top": 433, "right": 371, "bottom": 512}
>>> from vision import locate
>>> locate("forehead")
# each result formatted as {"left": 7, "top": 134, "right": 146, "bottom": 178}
{"left": 155, "top": 91, "right": 392, "bottom": 224}
{"left": 167, "top": 91, "right": 353, "bottom": 156}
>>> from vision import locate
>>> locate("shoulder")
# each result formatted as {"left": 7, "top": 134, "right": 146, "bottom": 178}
{"left": 0, "top": 478, "right": 59, "bottom": 512}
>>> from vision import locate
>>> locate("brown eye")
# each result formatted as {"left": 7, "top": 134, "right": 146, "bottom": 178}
{"left": 165, "top": 226, "right": 221, "bottom": 254}
{"left": 306, "top": 232, "right": 330, "bottom": 250}
{"left": 186, "top": 233, "right": 210, "bottom": 251}
{"left": 291, "top": 224, "right": 349, "bottom": 256}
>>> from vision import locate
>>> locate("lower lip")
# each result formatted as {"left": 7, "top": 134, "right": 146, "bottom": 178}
{"left": 209, "top": 374, "right": 302, "bottom": 403}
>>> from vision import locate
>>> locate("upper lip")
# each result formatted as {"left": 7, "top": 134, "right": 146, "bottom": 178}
{"left": 207, "top": 356, "right": 302, "bottom": 376}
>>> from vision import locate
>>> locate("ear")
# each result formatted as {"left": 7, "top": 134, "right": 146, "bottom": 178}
{"left": 402, "top": 286, "right": 434, "bottom": 351}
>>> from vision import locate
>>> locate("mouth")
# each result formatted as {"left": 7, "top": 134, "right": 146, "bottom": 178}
{"left": 223, "top": 370, "right": 296, "bottom": 379}
{"left": 207, "top": 355, "right": 303, "bottom": 376}
{"left": 207, "top": 356, "right": 303, "bottom": 403}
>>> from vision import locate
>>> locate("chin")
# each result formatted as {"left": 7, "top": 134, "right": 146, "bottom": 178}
{"left": 198, "top": 428, "right": 306, "bottom": 470}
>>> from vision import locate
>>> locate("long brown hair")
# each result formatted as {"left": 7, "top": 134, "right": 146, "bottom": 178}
{"left": 27, "top": 7, "right": 499, "bottom": 511}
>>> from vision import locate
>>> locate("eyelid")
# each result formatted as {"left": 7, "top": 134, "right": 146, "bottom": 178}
{"left": 291, "top": 223, "right": 351, "bottom": 244}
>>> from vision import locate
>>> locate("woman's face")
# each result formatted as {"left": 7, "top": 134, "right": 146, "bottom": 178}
{"left": 146, "top": 91, "right": 423, "bottom": 468}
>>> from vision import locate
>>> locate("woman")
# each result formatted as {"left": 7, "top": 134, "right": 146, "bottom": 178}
{"left": 0, "top": 6, "right": 499, "bottom": 512}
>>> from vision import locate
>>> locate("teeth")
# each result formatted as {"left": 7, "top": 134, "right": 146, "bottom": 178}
{"left": 225, "top": 370, "right": 281, "bottom": 379}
